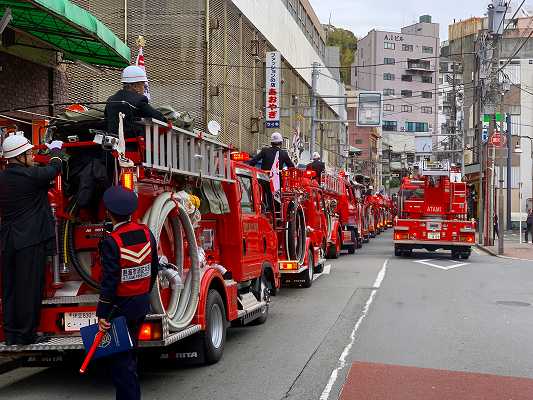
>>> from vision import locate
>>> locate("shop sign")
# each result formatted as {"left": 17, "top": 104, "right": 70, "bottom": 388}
{"left": 265, "top": 51, "right": 281, "bottom": 128}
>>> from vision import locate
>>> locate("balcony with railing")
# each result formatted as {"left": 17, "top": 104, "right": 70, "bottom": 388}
{"left": 406, "top": 59, "right": 434, "bottom": 73}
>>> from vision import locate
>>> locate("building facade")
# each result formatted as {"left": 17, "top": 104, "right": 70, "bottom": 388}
{"left": 65, "top": 0, "right": 346, "bottom": 166}
{"left": 355, "top": 15, "right": 440, "bottom": 174}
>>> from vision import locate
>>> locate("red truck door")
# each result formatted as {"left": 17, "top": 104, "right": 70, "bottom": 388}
{"left": 236, "top": 172, "right": 262, "bottom": 280}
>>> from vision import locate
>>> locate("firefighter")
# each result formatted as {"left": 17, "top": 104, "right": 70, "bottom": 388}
{"left": 248, "top": 132, "right": 295, "bottom": 171}
{"left": 105, "top": 65, "right": 167, "bottom": 138}
{"left": 97, "top": 185, "right": 159, "bottom": 400}
{"left": 0, "top": 134, "right": 63, "bottom": 345}
{"left": 307, "top": 151, "right": 325, "bottom": 180}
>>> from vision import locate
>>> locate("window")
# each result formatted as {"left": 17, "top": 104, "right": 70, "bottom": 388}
{"left": 422, "top": 91, "right": 433, "bottom": 99}
{"left": 237, "top": 175, "right": 255, "bottom": 213}
{"left": 383, "top": 121, "right": 398, "bottom": 131}
{"left": 383, "top": 73, "right": 395, "bottom": 81}
{"left": 405, "top": 122, "right": 429, "bottom": 132}
{"left": 383, "top": 104, "right": 394, "bottom": 111}
{"left": 401, "top": 90, "right": 412, "bottom": 97}
{"left": 439, "top": 77, "right": 443, "bottom": 84}
{"left": 383, "top": 88, "right": 395, "bottom": 96}
{"left": 421, "top": 106, "right": 433, "bottom": 114}
{"left": 402, "top": 75, "right": 413, "bottom": 82}
{"left": 422, "top": 76, "right": 433, "bottom": 84}
{"left": 355, "top": 139, "right": 363, "bottom": 144}
{"left": 384, "top": 42, "right": 395, "bottom": 50}
{"left": 401, "top": 105, "right": 413, "bottom": 112}
{"left": 402, "top": 44, "right": 413, "bottom": 51}
{"left": 384, "top": 57, "right": 395, "bottom": 65}
{"left": 422, "top": 46, "right": 433, "bottom": 54}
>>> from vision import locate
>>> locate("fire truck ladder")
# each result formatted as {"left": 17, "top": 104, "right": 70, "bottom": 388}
{"left": 143, "top": 119, "right": 233, "bottom": 182}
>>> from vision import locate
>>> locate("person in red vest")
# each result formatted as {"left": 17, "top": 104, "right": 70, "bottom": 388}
{"left": 97, "top": 186, "right": 159, "bottom": 400}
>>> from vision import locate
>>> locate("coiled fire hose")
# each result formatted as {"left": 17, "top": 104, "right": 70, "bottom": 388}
{"left": 285, "top": 201, "right": 306, "bottom": 264}
{"left": 142, "top": 192, "right": 200, "bottom": 332}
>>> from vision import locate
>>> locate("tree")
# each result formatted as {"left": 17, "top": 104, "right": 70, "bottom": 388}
{"left": 326, "top": 27, "right": 358, "bottom": 86}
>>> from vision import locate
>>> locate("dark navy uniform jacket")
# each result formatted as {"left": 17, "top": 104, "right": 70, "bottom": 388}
{"left": 0, "top": 150, "right": 62, "bottom": 251}
{"left": 248, "top": 146, "right": 295, "bottom": 171}
{"left": 96, "top": 222, "right": 159, "bottom": 320}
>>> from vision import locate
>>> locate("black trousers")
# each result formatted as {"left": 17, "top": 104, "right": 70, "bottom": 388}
{"left": 109, "top": 317, "right": 144, "bottom": 400}
{"left": 1, "top": 239, "right": 46, "bottom": 344}
{"left": 526, "top": 224, "right": 532, "bottom": 243}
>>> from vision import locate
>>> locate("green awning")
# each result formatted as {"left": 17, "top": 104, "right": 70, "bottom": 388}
{"left": 1, "top": 0, "right": 130, "bottom": 67}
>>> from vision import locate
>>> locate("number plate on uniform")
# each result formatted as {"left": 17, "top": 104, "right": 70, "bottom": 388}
{"left": 64, "top": 311, "right": 98, "bottom": 332}
{"left": 428, "top": 232, "right": 441, "bottom": 240}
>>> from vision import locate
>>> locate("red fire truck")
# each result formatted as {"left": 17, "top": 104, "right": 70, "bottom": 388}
{"left": 0, "top": 117, "right": 280, "bottom": 365}
{"left": 393, "top": 161, "right": 475, "bottom": 259}
{"left": 322, "top": 173, "right": 362, "bottom": 254}
{"left": 277, "top": 168, "right": 340, "bottom": 287}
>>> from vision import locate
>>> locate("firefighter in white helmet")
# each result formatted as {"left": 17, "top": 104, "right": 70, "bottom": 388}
{"left": 0, "top": 133, "right": 63, "bottom": 345}
{"left": 248, "top": 132, "right": 295, "bottom": 171}
{"left": 104, "top": 65, "right": 166, "bottom": 138}
{"left": 306, "top": 151, "right": 325, "bottom": 181}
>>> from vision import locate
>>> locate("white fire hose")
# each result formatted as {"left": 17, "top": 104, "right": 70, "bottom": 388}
{"left": 143, "top": 192, "right": 200, "bottom": 332}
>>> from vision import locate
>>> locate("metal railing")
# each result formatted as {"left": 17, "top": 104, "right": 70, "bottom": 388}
{"left": 142, "top": 119, "right": 233, "bottom": 182}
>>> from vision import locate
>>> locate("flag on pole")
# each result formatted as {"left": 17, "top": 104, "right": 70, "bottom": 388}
{"left": 135, "top": 46, "right": 151, "bottom": 100}
{"left": 270, "top": 150, "right": 281, "bottom": 200}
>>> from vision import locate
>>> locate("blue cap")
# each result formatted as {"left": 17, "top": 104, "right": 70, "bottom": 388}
{"left": 103, "top": 186, "right": 138, "bottom": 216}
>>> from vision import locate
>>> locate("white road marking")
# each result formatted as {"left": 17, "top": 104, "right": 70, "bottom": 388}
{"left": 313, "top": 264, "right": 332, "bottom": 281}
{"left": 414, "top": 259, "right": 469, "bottom": 270}
{"left": 319, "top": 259, "right": 388, "bottom": 400}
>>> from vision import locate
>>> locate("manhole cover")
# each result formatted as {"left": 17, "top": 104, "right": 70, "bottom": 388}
{"left": 496, "top": 301, "right": 531, "bottom": 307}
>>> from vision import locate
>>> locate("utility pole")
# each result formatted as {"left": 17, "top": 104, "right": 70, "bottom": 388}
{"left": 506, "top": 113, "right": 512, "bottom": 230}
{"left": 310, "top": 62, "right": 320, "bottom": 155}
{"left": 449, "top": 61, "right": 458, "bottom": 166}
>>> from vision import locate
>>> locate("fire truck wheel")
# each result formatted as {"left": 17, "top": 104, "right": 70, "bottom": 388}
{"left": 251, "top": 274, "right": 271, "bottom": 325}
{"left": 203, "top": 289, "right": 227, "bottom": 364}
{"left": 394, "top": 245, "right": 402, "bottom": 257}
{"left": 326, "top": 241, "right": 340, "bottom": 259}
{"left": 301, "top": 249, "right": 314, "bottom": 288}
{"left": 347, "top": 244, "right": 356, "bottom": 254}
{"left": 451, "top": 250, "right": 460, "bottom": 259}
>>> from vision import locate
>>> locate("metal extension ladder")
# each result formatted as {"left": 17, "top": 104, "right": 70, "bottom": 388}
{"left": 142, "top": 119, "right": 233, "bottom": 182}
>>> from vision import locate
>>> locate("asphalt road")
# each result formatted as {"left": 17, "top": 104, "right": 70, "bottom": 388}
{"left": 2, "top": 232, "right": 533, "bottom": 399}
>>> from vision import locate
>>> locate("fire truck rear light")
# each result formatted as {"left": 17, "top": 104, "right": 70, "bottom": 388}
{"left": 394, "top": 233, "right": 408, "bottom": 240}
{"left": 279, "top": 261, "right": 298, "bottom": 270}
{"left": 230, "top": 151, "right": 250, "bottom": 162}
{"left": 138, "top": 322, "right": 162, "bottom": 341}
{"left": 120, "top": 170, "right": 135, "bottom": 191}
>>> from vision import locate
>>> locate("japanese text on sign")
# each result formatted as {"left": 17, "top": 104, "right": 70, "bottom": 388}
{"left": 266, "top": 51, "right": 281, "bottom": 129}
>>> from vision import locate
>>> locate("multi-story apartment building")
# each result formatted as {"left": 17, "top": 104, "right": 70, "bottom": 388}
{"left": 355, "top": 15, "right": 440, "bottom": 172}
{"left": 62, "top": 0, "right": 346, "bottom": 166}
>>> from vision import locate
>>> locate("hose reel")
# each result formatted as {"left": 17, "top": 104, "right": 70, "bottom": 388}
{"left": 285, "top": 200, "right": 306, "bottom": 264}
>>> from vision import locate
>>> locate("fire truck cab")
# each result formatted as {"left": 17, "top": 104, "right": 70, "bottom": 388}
{"left": 393, "top": 161, "right": 475, "bottom": 259}
{"left": 0, "top": 117, "right": 279, "bottom": 365}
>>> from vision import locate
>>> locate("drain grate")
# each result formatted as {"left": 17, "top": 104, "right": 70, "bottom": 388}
{"left": 496, "top": 301, "right": 531, "bottom": 307}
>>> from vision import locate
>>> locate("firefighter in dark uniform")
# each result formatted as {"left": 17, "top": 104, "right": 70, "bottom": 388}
{"left": 248, "top": 132, "right": 295, "bottom": 171}
{"left": 307, "top": 151, "right": 325, "bottom": 181}
{"left": 0, "top": 134, "right": 63, "bottom": 345}
{"left": 104, "top": 65, "right": 166, "bottom": 138}
{"left": 97, "top": 186, "right": 159, "bottom": 400}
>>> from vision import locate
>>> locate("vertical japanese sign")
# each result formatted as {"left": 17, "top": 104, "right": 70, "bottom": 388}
{"left": 266, "top": 51, "right": 281, "bottom": 128}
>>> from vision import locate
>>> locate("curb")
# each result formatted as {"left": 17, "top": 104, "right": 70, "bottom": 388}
{"left": 475, "top": 244, "right": 533, "bottom": 262}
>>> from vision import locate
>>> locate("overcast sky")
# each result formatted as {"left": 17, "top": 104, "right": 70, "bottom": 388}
{"left": 309, "top": 0, "right": 533, "bottom": 41}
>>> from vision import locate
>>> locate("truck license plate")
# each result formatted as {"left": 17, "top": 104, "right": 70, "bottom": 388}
{"left": 64, "top": 311, "right": 98, "bottom": 332}
{"left": 428, "top": 232, "right": 441, "bottom": 240}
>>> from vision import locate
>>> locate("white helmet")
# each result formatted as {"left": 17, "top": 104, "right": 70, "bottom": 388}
{"left": 312, "top": 151, "right": 321, "bottom": 160}
{"left": 271, "top": 132, "right": 283, "bottom": 144}
{"left": 121, "top": 65, "right": 148, "bottom": 84}
{"left": 1, "top": 133, "right": 34, "bottom": 159}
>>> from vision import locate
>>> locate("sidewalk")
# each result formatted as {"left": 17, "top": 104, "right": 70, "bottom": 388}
{"left": 477, "top": 233, "right": 533, "bottom": 260}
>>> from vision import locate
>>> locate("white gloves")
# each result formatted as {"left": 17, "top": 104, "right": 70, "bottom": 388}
{"left": 45, "top": 140, "right": 64, "bottom": 151}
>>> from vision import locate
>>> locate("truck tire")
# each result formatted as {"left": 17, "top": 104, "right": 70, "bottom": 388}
{"left": 394, "top": 245, "right": 402, "bottom": 257}
{"left": 251, "top": 274, "right": 271, "bottom": 325}
{"left": 301, "top": 249, "right": 314, "bottom": 288}
{"left": 347, "top": 243, "right": 356, "bottom": 254}
{"left": 203, "top": 289, "right": 227, "bottom": 364}
{"left": 451, "top": 250, "right": 460, "bottom": 259}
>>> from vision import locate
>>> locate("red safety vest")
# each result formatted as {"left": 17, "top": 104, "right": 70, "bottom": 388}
{"left": 110, "top": 222, "right": 153, "bottom": 297}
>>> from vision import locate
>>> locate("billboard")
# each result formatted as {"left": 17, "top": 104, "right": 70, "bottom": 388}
{"left": 265, "top": 51, "right": 281, "bottom": 128}
{"left": 357, "top": 92, "right": 382, "bottom": 127}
